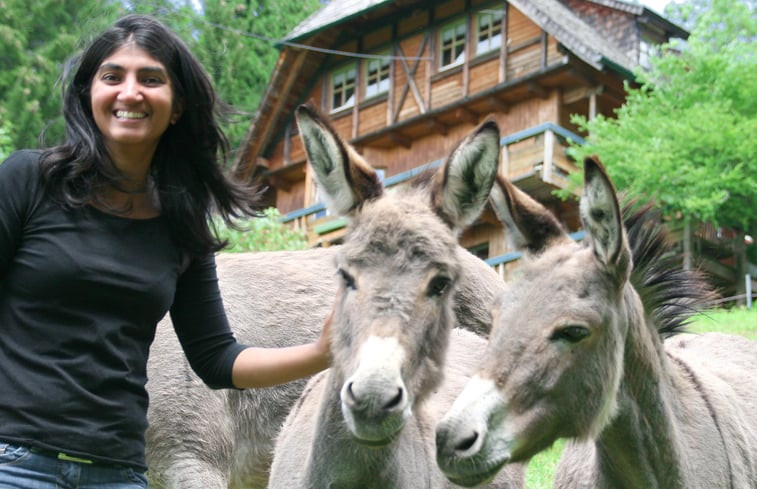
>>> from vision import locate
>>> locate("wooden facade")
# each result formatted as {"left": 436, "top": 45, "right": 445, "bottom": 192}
{"left": 235, "top": 0, "right": 687, "bottom": 279}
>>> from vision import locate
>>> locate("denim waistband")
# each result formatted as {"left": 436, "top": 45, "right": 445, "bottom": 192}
{"left": 29, "top": 447, "right": 97, "bottom": 465}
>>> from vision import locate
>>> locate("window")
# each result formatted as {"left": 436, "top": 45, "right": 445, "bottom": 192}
{"left": 365, "top": 54, "right": 391, "bottom": 98}
{"left": 476, "top": 9, "right": 504, "bottom": 55}
{"left": 439, "top": 19, "right": 467, "bottom": 70}
{"left": 331, "top": 64, "right": 356, "bottom": 112}
{"left": 638, "top": 34, "right": 659, "bottom": 70}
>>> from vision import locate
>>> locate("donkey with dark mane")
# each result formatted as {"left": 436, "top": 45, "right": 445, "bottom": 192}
{"left": 266, "top": 107, "right": 523, "bottom": 488}
{"left": 144, "top": 106, "right": 510, "bottom": 488}
{"left": 436, "top": 156, "right": 757, "bottom": 488}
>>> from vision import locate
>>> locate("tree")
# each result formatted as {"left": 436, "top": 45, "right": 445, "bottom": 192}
{"left": 0, "top": 0, "right": 124, "bottom": 150}
{"left": 189, "top": 0, "right": 322, "bottom": 151}
{"left": 568, "top": 0, "right": 756, "bottom": 266}
{"left": 0, "top": 120, "right": 14, "bottom": 161}
{"left": 664, "top": 0, "right": 757, "bottom": 34}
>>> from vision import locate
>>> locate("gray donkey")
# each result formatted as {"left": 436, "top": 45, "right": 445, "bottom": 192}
{"left": 144, "top": 106, "right": 509, "bottom": 488}
{"left": 267, "top": 106, "right": 523, "bottom": 488}
{"left": 436, "top": 156, "right": 757, "bottom": 488}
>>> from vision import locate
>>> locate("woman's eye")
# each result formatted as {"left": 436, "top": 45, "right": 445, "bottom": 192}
{"left": 427, "top": 276, "right": 451, "bottom": 297}
{"left": 142, "top": 77, "right": 164, "bottom": 86}
{"left": 338, "top": 269, "right": 356, "bottom": 290}
{"left": 101, "top": 73, "right": 120, "bottom": 82}
{"left": 550, "top": 325, "right": 591, "bottom": 343}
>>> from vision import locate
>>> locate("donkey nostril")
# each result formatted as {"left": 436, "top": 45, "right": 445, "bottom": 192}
{"left": 383, "top": 387, "right": 404, "bottom": 411}
{"left": 455, "top": 431, "right": 479, "bottom": 452}
{"left": 344, "top": 381, "right": 358, "bottom": 406}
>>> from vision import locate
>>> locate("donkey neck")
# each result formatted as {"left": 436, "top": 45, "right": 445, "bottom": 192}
{"left": 592, "top": 293, "right": 689, "bottom": 489}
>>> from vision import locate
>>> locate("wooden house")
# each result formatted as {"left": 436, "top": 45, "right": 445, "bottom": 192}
{"left": 233, "top": 0, "right": 687, "bottom": 278}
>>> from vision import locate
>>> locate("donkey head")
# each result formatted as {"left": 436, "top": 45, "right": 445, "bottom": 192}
{"left": 295, "top": 104, "right": 500, "bottom": 446}
{"left": 436, "top": 156, "right": 634, "bottom": 487}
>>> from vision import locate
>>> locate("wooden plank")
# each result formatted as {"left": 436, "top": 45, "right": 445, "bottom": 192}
{"left": 500, "top": 2, "right": 509, "bottom": 83}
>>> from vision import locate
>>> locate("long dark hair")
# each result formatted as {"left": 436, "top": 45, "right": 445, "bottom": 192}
{"left": 40, "top": 14, "right": 263, "bottom": 256}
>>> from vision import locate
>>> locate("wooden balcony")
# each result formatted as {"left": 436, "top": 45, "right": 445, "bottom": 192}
{"left": 280, "top": 122, "right": 584, "bottom": 250}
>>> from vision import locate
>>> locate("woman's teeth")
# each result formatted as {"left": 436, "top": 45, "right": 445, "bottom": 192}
{"left": 115, "top": 110, "right": 147, "bottom": 119}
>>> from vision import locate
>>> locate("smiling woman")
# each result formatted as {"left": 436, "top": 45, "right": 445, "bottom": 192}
{"left": 88, "top": 45, "right": 180, "bottom": 218}
{"left": 0, "top": 14, "right": 333, "bottom": 489}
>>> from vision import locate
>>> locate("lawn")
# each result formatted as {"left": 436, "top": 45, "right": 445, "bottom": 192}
{"left": 524, "top": 306, "right": 757, "bottom": 488}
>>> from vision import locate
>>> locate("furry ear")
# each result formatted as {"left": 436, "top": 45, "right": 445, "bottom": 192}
{"left": 295, "top": 104, "right": 382, "bottom": 216}
{"left": 489, "top": 175, "right": 568, "bottom": 253}
{"left": 580, "top": 156, "right": 631, "bottom": 278}
{"left": 431, "top": 120, "right": 501, "bottom": 232}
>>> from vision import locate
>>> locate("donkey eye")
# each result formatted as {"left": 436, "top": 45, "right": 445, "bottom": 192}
{"left": 427, "top": 276, "right": 452, "bottom": 297}
{"left": 338, "top": 268, "right": 357, "bottom": 290}
{"left": 550, "top": 325, "right": 590, "bottom": 343}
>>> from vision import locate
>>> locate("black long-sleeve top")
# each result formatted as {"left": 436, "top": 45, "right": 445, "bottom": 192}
{"left": 0, "top": 150, "right": 247, "bottom": 470}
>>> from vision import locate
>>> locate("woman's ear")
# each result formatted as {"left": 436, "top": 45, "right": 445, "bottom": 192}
{"left": 171, "top": 100, "right": 183, "bottom": 124}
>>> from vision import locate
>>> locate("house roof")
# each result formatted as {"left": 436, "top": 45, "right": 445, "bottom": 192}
{"left": 284, "top": 0, "right": 686, "bottom": 50}
{"left": 284, "top": 0, "right": 392, "bottom": 43}
{"left": 509, "top": 0, "right": 635, "bottom": 72}
{"left": 233, "top": 0, "right": 687, "bottom": 180}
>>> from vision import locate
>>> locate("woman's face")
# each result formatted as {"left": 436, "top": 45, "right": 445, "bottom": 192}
{"left": 90, "top": 44, "right": 181, "bottom": 160}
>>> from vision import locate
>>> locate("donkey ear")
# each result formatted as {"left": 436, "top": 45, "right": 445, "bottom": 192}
{"left": 431, "top": 120, "right": 500, "bottom": 231}
{"left": 489, "top": 175, "right": 568, "bottom": 253}
{"left": 580, "top": 156, "right": 630, "bottom": 276}
{"left": 295, "top": 104, "right": 383, "bottom": 216}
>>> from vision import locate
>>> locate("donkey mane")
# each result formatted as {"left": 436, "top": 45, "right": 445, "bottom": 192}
{"left": 623, "top": 200, "right": 718, "bottom": 337}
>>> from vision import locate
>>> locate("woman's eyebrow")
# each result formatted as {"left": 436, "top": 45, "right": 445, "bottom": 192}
{"left": 96, "top": 63, "right": 167, "bottom": 75}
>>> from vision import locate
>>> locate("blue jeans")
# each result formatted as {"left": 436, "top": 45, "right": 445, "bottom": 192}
{"left": 0, "top": 443, "right": 147, "bottom": 489}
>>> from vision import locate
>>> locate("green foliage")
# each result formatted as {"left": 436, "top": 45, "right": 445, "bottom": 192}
{"left": 0, "top": 0, "right": 125, "bottom": 150}
{"left": 0, "top": 120, "right": 14, "bottom": 161}
{"left": 189, "top": 0, "right": 322, "bottom": 150}
{"left": 567, "top": 0, "right": 756, "bottom": 237}
{"left": 213, "top": 208, "right": 308, "bottom": 253}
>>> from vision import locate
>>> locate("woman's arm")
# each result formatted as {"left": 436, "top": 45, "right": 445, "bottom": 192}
{"left": 231, "top": 306, "right": 332, "bottom": 388}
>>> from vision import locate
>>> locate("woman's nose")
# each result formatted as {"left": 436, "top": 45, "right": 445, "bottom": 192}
{"left": 117, "top": 76, "right": 143, "bottom": 102}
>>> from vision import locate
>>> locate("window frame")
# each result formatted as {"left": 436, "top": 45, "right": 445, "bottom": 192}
{"left": 438, "top": 18, "right": 467, "bottom": 71}
{"left": 475, "top": 8, "right": 504, "bottom": 56}
{"left": 330, "top": 63, "right": 357, "bottom": 113}
{"left": 364, "top": 52, "right": 391, "bottom": 99}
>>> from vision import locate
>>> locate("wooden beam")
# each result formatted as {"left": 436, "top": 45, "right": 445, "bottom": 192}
{"left": 425, "top": 118, "right": 449, "bottom": 135}
{"left": 527, "top": 82, "right": 548, "bottom": 99}
{"left": 463, "top": 10, "right": 472, "bottom": 98}
{"left": 567, "top": 64, "right": 598, "bottom": 87}
{"left": 394, "top": 33, "right": 429, "bottom": 123}
{"left": 499, "top": 3, "right": 508, "bottom": 84}
{"left": 562, "top": 85, "right": 604, "bottom": 105}
{"left": 389, "top": 131, "right": 412, "bottom": 148}
{"left": 540, "top": 31, "right": 548, "bottom": 69}
{"left": 455, "top": 107, "right": 479, "bottom": 124}
{"left": 486, "top": 96, "right": 510, "bottom": 113}
{"left": 234, "top": 45, "right": 312, "bottom": 181}
{"left": 266, "top": 175, "right": 293, "bottom": 192}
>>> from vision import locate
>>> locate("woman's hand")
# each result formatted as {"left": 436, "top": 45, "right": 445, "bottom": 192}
{"left": 230, "top": 301, "right": 335, "bottom": 389}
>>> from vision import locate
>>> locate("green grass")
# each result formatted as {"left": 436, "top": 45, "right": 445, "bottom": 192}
{"left": 523, "top": 306, "right": 757, "bottom": 488}
{"left": 687, "top": 306, "right": 757, "bottom": 340}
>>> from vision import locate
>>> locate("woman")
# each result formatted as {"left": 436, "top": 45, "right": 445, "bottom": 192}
{"left": 0, "top": 14, "right": 331, "bottom": 488}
